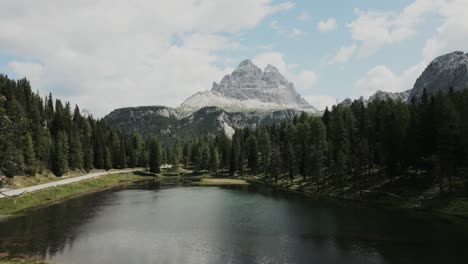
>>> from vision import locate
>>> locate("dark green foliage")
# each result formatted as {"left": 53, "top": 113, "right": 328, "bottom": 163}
{"left": 210, "top": 145, "right": 219, "bottom": 176}
{"left": 149, "top": 137, "right": 162, "bottom": 174}
{"left": 52, "top": 131, "right": 69, "bottom": 176}
{"left": 69, "top": 129, "right": 84, "bottom": 170}
{"left": 0, "top": 75, "right": 140, "bottom": 177}
{"left": 23, "top": 133, "right": 36, "bottom": 176}
{"left": 270, "top": 144, "right": 280, "bottom": 185}
{"left": 247, "top": 135, "right": 258, "bottom": 174}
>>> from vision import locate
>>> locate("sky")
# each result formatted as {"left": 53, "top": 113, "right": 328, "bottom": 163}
{"left": 0, "top": 0, "right": 467, "bottom": 116}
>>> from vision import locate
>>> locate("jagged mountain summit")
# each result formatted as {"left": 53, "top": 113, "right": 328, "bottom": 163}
{"left": 369, "top": 90, "right": 411, "bottom": 102}
{"left": 179, "top": 59, "right": 316, "bottom": 113}
{"left": 409, "top": 51, "right": 468, "bottom": 101}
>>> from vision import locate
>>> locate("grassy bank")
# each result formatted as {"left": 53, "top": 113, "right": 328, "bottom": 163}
{"left": 193, "top": 178, "right": 249, "bottom": 186}
{"left": 1, "top": 169, "right": 143, "bottom": 190}
{"left": 0, "top": 172, "right": 148, "bottom": 216}
{"left": 0, "top": 260, "right": 45, "bottom": 264}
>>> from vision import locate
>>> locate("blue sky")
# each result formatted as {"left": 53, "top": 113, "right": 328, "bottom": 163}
{"left": 0, "top": 0, "right": 466, "bottom": 115}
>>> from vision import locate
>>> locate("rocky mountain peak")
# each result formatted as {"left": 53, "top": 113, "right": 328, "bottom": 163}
{"left": 369, "top": 89, "right": 411, "bottom": 102}
{"left": 409, "top": 51, "right": 468, "bottom": 100}
{"left": 265, "top": 64, "right": 279, "bottom": 73}
{"left": 180, "top": 59, "right": 316, "bottom": 113}
{"left": 239, "top": 59, "right": 254, "bottom": 67}
{"left": 208, "top": 58, "right": 313, "bottom": 109}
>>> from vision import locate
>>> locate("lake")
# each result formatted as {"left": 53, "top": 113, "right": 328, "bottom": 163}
{"left": 1, "top": 180, "right": 468, "bottom": 264}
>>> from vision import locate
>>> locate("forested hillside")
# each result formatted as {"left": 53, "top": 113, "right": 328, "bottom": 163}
{"left": 0, "top": 75, "right": 155, "bottom": 177}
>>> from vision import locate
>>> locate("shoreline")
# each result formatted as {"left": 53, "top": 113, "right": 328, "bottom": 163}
{"left": 0, "top": 172, "right": 153, "bottom": 217}
{"left": 243, "top": 177, "right": 468, "bottom": 220}
{"left": 2, "top": 172, "right": 467, "bottom": 219}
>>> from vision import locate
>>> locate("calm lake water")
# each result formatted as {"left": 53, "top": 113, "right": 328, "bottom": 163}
{"left": 1, "top": 180, "right": 468, "bottom": 264}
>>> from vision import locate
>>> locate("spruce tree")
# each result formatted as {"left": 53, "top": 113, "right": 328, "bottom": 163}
{"left": 69, "top": 129, "right": 84, "bottom": 170}
{"left": 23, "top": 132, "right": 36, "bottom": 176}
{"left": 52, "top": 131, "right": 69, "bottom": 176}
{"left": 104, "top": 146, "right": 112, "bottom": 171}
{"left": 270, "top": 144, "right": 281, "bottom": 185}
{"left": 259, "top": 129, "right": 271, "bottom": 176}
{"left": 149, "top": 138, "right": 162, "bottom": 174}
{"left": 210, "top": 146, "right": 220, "bottom": 176}
{"left": 247, "top": 135, "right": 258, "bottom": 174}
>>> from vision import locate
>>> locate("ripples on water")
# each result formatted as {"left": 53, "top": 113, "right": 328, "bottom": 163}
{"left": 0, "top": 180, "right": 467, "bottom": 264}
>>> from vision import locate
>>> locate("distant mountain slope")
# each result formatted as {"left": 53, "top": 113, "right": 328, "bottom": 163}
{"left": 179, "top": 59, "right": 316, "bottom": 113}
{"left": 105, "top": 105, "right": 302, "bottom": 143}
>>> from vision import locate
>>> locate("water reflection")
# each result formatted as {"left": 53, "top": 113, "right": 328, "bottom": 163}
{"left": 0, "top": 181, "right": 467, "bottom": 264}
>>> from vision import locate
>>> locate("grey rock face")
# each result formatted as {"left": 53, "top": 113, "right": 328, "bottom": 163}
{"left": 409, "top": 51, "right": 468, "bottom": 101}
{"left": 210, "top": 59, "right": 313, "bottom": 109}
{"left": 369, "top": 90, "right": 411, "bottom": 102}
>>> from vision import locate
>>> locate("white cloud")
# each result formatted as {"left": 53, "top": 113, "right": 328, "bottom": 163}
{"left": 317, "top": 18, "right": 337, "bottom": 32}
{"left": 270, "top": 21, "right": 306, "bottom": 39}
{"left": 290, "top": 28, "right": 306, "bottom": 38}
{"left": 303, "top": 95, "right": 337, "bottom": 111}
{"left": 7, "top": 61, "right": 44, "bottom": 84}
{"left": 355, "top": 63, "right": 425, "bottom": 97}
{"left": 252, "top": 52, "right": 318, "bottom": 92}
{"left": 253, "top": 52, "right": 288, "bottom": 73}
{"left": 0, "top": 0, "right": 293, "bottom": 116}
{"left": 293, "top": 70, "right": 318, "bottom": 91}
{"left": 421, "top": 0, "right": 468, "bottom": 61}
{"left": 342, "top": 0, "right": 441, "bottom": 61}
{"left": 329, "top": 44, "right": 357, "bottom": 64}
{"left": 354, "top": 0, "right": 468, "bottom": 95}
{"left": 270, "top": 20, "right": 282, "bottom": 32}
{"left": 182, "top": 34, "right": 240, "bottom": 51}
{"left": 269, "top": 2, "right": 295, "bottom": 13}
{"left": 297, "top": 11, "right": 311, "bottom": 21}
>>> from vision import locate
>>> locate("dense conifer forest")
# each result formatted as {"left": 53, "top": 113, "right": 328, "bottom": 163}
{"left": 2, "top": 74, "right": 468, "bottom": 197}
{"left": 175, "top": 89, "right": 468, "bottom": 197}
{"left": 0, "top": 75, "right": 157, "bottom": 177}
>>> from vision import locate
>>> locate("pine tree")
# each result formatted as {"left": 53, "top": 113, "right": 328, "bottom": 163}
{"left": 69, "top": 129, "right": 84, "bottom": 170}
{"left": 259, "top": 129, "right": 271, "bottom": 176}
{"left": 171, "top": 148, "right": 180, "bottom": 173}
{"left": 23, "top": 132, "right": 36, "bottom": 176}
{"left": 229, "top": 137, "right": 238, "bottom": 176}
{"left": 210, "top": 145, "right": 220, "bottom": 176}
{"left": 52, "top": 131, "right": 69, "bottom": 176}
{"left": 285, "top": 142, "right": 296, "bottom": 183}
{"left": 182, "top": 143, "right": 191, "bottom": 172}
{"left": 149, "top": 137, "right": 162, "bottom": 174}
{"left": 247, "top": 135, "right": 258, "bottom": 174}
{"left": 82, "top": 119, "right": 94, "bottom": 171}
{"left": 270, "top": 144, "right": 281, "bottom": 186}
{"left": 104, "top": 146, "right": 112, "bottom": 170}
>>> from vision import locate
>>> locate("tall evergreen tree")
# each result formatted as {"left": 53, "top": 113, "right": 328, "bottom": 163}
{"left": 52, "top": 131, "right": 69, "bottom": 176}
{"left": 149, "top": 137, "right": 162, "bottom": 174}
{"left": 23, "top": 132, "right": 36, "bottom": 176}
{"left": 246, "top": 135, "right": 258, "bottom": 174}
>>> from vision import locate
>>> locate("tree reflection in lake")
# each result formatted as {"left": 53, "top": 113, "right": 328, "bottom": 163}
{"left": 0, "top": 181, "right": 467, "bottom": 264}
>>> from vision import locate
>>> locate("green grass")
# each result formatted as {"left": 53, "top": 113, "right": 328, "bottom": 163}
{"left": 0, "top": 262, "right": 46, "bottom": 264}
{"left": 193, "top": 178, "right": 249, "bottom": 186}
{"left": 0, "top": 173, "right": 147, "bottom": 216}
